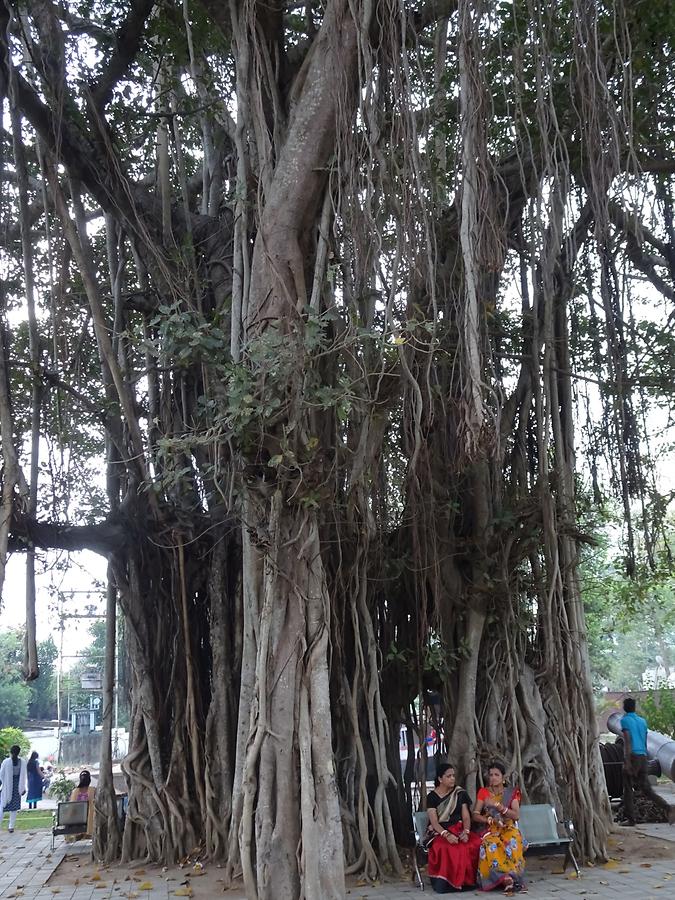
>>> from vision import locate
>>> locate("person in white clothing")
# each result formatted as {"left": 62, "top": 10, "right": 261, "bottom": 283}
{"left": 0, "top": 745, "right": 27, "bottom": 832}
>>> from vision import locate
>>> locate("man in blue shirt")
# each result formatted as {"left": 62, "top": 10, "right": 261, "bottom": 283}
{"left": 620, "top": 697, "right": 675, "bottom": 826}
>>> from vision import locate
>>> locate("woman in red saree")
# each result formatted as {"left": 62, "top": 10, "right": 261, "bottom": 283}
{"left": 424, "top": 764, "right": 480, "bottom": 893}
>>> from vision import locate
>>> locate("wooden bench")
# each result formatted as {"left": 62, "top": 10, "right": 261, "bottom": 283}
{"left": 411, "top": 803, "right": 580, "bottom": 891}
{"left": 519, "top": 803, "right": 580, "bottom": 876}
{"left": 51, "top": 796, "right": 127, "bottom": 851}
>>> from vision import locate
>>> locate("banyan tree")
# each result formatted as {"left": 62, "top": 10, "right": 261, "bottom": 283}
{"left": 1, "top": 0, "right": 674, "bottom": 896}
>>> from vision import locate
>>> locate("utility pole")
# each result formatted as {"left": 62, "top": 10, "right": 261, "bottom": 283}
{"left": 56, "top": 613, "right": 64, "bottom": 764}
{"left": 55, "top": 589, "right": 106, "bottom": 764}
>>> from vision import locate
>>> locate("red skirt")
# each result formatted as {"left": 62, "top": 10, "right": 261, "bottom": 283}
{"left": 427, "top": 821, "right": 480, "bottom": 892}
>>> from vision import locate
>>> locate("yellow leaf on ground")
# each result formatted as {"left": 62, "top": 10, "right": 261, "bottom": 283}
{"left": 138, "top": 882, "right": 153, "bottom": 890}
{"left": 174, "top": 889, "right": 193, "bottom": 897}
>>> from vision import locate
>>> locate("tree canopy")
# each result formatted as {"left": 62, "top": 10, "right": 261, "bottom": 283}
{"left": 0, "top": 1, "right": 674, "bottom": 897}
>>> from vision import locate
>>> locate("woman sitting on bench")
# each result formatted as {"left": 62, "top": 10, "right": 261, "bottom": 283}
{"left": 67, "top": 770, "right": 96, "bottom": 841}
{"left": 472, "top": 762, "right": 527, "bottom": 894}
{"left": 424, "top": 764, "right": 480, "bottom": 893}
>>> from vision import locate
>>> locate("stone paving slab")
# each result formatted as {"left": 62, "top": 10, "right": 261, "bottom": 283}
{"left": 2, "top": 828, "right": 675, "bottom": 899}
{"left": 634, "top": 821, "right": 675, "bottom": 843}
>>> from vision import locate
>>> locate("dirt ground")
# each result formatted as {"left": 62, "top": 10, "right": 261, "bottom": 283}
{"left": 603, "top": 826, "right": 675, "bottom": 862}
{"left": 47, "top": 849, "right": 244, "bottom": 896}
{"left": 46, "top": 827, "right": 675, "bottom": 897}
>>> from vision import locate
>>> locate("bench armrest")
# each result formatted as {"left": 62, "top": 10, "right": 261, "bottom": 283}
{"left": 561, "top": 818, "right": 575, "bottom": 840}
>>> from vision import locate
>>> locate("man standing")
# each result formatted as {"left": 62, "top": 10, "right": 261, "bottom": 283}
{"left": 620, "top": 697, "right": 675, "bottom": 826}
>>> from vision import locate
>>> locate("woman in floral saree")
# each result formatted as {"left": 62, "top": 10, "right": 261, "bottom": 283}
{"left": 472, "top": 762, "right": 527, "bottom": 894}
{"left": 424, "top": 764, "right": 480, "bottom": 893}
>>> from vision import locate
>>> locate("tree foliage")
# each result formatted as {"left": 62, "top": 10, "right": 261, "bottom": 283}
{"left": 0, "top": 630, "right": 57, "bottom": 725}
{"left": 0, "top": 1, "right": 674, "bottom": 896}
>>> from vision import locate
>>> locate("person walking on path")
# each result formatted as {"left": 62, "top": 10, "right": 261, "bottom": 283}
{"left": 26, "top": 751, "right": 43, "bottom": 809}
{"left": 620, "top": 697, "right": 675, "bottom": 826}
{"left": 0, "top": 745, "right": 27, "bottom": 832}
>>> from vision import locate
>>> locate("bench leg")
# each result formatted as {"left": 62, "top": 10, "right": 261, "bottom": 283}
{"left": 413, "top": 848, "right": 425, "bottom": 890}
{"left": 564, "top": 848, "right": 581, "bottom": 877}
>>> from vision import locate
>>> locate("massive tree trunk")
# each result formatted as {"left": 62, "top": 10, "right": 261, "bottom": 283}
{"left": 236, "top": 496, "right": 343, "bottom": 899}
{"left": 225, "top": 5, "right": 360, "bottom": 895}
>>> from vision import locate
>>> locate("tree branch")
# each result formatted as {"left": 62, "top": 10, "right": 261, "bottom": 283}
{"left": 8, "top": 515, "right": 129, "bottom": 556}
{"left": 608, "top": 201, "right": 675, "bottom": 302}
{"left": 412, "top": 0, "right": 459, "bottom": 32}
{"left": 90, "top": 0, "right": 157, "bottom": 112}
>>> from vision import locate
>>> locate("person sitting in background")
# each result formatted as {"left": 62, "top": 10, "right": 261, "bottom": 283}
{"left": 424, "top": 763, "right": 480, "bottom": 893}
{"left": 68, "top": 770, "right": 96, "bottom": 839}
{"left": 26, "top": 752, "right": 43, "bottom": 810}
{"left": 620, "top": 697, "right": 675, "bottom": 826}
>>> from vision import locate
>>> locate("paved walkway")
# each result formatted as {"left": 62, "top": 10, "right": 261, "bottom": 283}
{"left": 1, "top": 826, "right": 674, "bottom": 899}
{"left": 0, "top": 829, "right": 66, "bottom": 899}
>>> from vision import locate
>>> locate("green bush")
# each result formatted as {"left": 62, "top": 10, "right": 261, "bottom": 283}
{"left": 0, "top": 726, "right": 30, "bottom": 759}
{"left": 641, "top": 690, "right": 675, "bottom": 738}
{"left": 48, "top": 771, "right": 76, "bottom": 802}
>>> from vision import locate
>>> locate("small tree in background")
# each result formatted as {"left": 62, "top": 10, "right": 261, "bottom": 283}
{"left": 0, "top": 727, "right": 30, "bottom": 759}
{"left": 28, "top": 637, "right": 58, "bottom": 721}
{"left": 48, "top": 773, "right": 76, "bottom": 803}
{"left": 0, "top": 631, "right": 30, "bottom": 727}
{"left": 641, "top": 691, "right": 675, "bottom": 739}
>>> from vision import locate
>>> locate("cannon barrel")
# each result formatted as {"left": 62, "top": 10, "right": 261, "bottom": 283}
{"left": 607, "top": 711, "right": 675, "bottom": 782}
